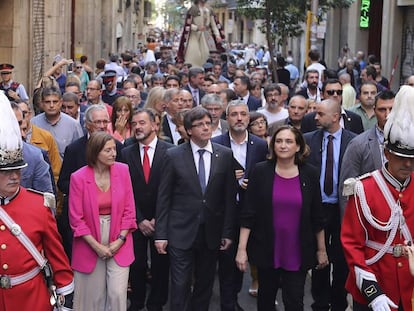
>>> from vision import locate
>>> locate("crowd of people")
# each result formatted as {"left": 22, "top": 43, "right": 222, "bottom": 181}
{"left": 3, "top": 6, "right": 414, "bottom": 310}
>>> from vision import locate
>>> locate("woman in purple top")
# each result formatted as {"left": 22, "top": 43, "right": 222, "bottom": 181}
{"left": 236, "top": 125, "right": 328, "bottom": 311}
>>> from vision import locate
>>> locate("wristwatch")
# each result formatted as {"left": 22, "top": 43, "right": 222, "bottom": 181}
{"left": 117, "top": 234, "right": 126, "bottom": 242}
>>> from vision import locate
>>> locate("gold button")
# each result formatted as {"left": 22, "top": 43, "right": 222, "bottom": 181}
{"left": 0, "top": 225, "right": 5, "bottom": 231}
{"left": 399, "top": 193, "right": 403, "bottom": 198}
{"left": 3, "top": 264, "right": 8, "bottom": 270}
{"left": 1, "top": 244, "right": 6, "bottom": 250}
{"left": 398, "top": 262, "right": 403, "bottom": 268}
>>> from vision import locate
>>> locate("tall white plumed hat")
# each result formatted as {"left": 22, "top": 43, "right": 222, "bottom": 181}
{"left": 0, "top": 91, "right": 27, "bottom": 170}
{"left": 384, "top": 85, "right": 414, "bottom": 158}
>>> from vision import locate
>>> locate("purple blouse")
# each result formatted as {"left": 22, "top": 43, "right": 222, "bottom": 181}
{"left": 272, "top": 173, "right": 302, "bottom": 271}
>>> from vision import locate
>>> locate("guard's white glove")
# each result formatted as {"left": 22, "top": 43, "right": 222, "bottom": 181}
{"left": 368, "top": 294, "right": 398, "bottom": 311}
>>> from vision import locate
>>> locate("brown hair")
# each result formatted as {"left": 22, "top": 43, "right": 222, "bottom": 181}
{"left": 111, "top": 96, "right": 133, "bottom": 130}
{"left": 86, "top": 132, "right": 115, "bottom": 167}
{"left": 268, "top": 125, "right": 310, "bottom": 165}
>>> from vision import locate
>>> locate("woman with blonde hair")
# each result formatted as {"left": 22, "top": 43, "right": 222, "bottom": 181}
{"left": 144, "top": 86, "right": 167, "bottom": 115}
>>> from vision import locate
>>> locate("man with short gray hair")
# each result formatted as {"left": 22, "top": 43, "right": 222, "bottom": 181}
{"left": 212, "top": 100, "right": 268, "bottom": 311}
{"left": 201, "top": 94, "right": 228, "bottom": 137}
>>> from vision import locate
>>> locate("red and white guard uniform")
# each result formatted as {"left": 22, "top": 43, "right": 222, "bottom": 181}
{"left": 341, "top": 170, "right": 414, "bottom": 311}
{"left": 0, "top": 187, "right": 74, "bottom": 311}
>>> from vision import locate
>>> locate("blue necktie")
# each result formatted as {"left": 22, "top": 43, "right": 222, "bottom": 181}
{"left": 198, "top": 149, "right": 206, "bottom": 193}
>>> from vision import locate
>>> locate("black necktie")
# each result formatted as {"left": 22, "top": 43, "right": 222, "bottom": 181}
{"left": 198, "top": 149, "right": 206, "bottom": 193}
{"left": 324, "top": 135, "right": 334, "bottom": 195}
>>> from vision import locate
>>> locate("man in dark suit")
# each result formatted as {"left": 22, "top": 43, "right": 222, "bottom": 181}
{"left": 57, "top": 104, "right": 123, "bottom": 258}
{"left": 122, "top": 108, "right": 174, "bottom": 311}
{"left": 183, "top": 67, "right": 206, "bottom": 107}
{"left": 233, "top": 76, "right": 261, "bottom": 111}
{"left": 212, "top": 100, "right": 268, "bottom": 311}
{"left": 301, "top": 79, "right": 364, "bottom": 134}
{"left": 304, "top": 99, "right": 356, "bottom": 311}
{"left": 155, "top": 107, "right": 237, "bottom": 311}
{"left": 339, "top": 90, "right": 395, "bottom": 216}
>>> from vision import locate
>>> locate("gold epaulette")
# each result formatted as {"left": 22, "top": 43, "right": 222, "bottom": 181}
{"left": 342, "top": 172, "right": 372, "bottom": 196}
{"left": 27, "top": 189, "right": 56, "bottom": 213}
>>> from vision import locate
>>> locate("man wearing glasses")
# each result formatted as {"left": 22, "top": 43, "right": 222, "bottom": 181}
{"left": 301, "top": 79, "right": 364, "bottom": 135}
{"left": 155, "top": 106, "right": 237, "bottom": 311}
{"left": 85, "top": 80, "right": 113, "bottom": 117}
{"left": 0, "top": 63, "right": 29, "bottom": 102}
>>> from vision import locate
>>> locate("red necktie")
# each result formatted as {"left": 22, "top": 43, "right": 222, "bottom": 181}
{"left": 143, "top": 145, "right": 150, "bottom": 183}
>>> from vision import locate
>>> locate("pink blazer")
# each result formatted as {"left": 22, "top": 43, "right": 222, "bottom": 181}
{"left": 69, "top": 162, "right": 137, "bottom": 273}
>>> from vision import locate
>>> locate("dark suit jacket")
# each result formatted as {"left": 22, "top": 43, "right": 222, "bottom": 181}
{"left": 183, "top": 85, "right": 205, "bottom": 107}
{"left": 211, "top": 132, "right": 268, "bottom": 180}
{"left": 304, "top": 128, "right": 357, "bottom": 197}
{"left": 246, "top": 95, "right": 262, "bottom": 111}
{"left": 57, "top": 135, "right": 124, "bottom": 195}
{"left": 240, "top": 160, "right": 326, "bottom": 270}
{"left": 161, "top": 115, "right": 174, "bottom": 144}
{"left": 301, "top": 110, "right": 364, "bottom": 134}
{"left": 121, "top": 139, "right": 174, "bottom": 223}
{"left": 155, "top": 142, "right": 237, "bottom": 250}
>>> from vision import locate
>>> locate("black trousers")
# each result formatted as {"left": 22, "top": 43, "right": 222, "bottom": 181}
{"left": 169, "top": 226, "right": 219, "bottom": 311}
{"left": 257, "top": 267, "right": 306, "bottom": 311}
{"left": 129, "top": 230, "right": 169, "bottom": 311}
{"left": 311, "top": 203, "right": 348, "bottom": 311}
{"left": 218, "top": 237, "right": 244, "bottom": 311}
{"left": 57, "top": 197, "right": 72, "bottom": 260}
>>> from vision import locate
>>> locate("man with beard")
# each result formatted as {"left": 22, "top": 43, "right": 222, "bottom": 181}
{"left": 301, "top": 79, "right": 364, "bottom": 134}
{"left": 122, "top": 109, "right": 173, "bottom": 311}
{"left": 304, "top": 99, "right": 356, "bottom": 311}
{"left": 296, "top": 69, "right": 322, "bottom": 103}
{"left": 212, "top": 100, "right": 268, "bottom": 311}
{"left": 348, "top": 81, "right": 378, "bottom": 131}
{"left": 258, "top": 83, "right": 288, "bottom": 124}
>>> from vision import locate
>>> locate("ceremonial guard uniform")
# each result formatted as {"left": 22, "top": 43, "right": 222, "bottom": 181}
{"left": 0, "top": 188, "right": 74, "bottom": 310}
{"left": 341, "top": 85, "right": 414, "bottom": 311}
{"left": 0, "top": 91, "right": 74, "bottom": 311}
{"left": 341, "top": 170, "right": 414, "bottom": 311}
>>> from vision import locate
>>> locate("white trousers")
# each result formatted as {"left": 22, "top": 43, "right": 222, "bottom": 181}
{"left": 74, "top": 215, "right": 129, "bottom": 311}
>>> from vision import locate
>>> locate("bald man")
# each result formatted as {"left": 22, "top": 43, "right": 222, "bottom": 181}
{"left": 304, "top": 99, "right": 356, "bottom": 311}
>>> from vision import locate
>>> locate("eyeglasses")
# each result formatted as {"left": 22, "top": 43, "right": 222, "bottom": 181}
{"left": 90, "top": 120, "right": 110, "bottom": 126}
{"left": 250, "top": 120, "right": 266, "bottom": 127}
{"left": 326, "top": 89, "right": 343, "bottom": 96}
{"left": 0, "top": 72, "right": 11, "bottom": 75}
{"left": 76, "top": 66, "right": 83, "bottom": 69}
{"left": 191, "top": 121, "right": 212, "bottom": 128}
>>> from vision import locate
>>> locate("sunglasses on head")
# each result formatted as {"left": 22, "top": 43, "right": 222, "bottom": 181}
{"left": 326, "top": 89, "right": 343, "bottom": 96}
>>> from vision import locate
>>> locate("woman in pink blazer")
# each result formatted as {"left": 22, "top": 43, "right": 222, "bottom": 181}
{"left": 69, "top": 131, "right": 137, "bottom": 310}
